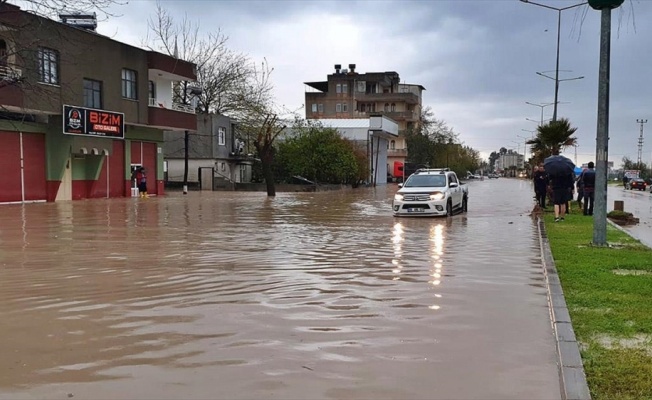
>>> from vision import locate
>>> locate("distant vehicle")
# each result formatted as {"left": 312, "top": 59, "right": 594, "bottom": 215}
{"left": 488, "top": 173, "right": 499, "bottom": 179}
{"left": 625, "top": 178, "right": 647, "bottom": 191}
{"left": 466, "top": 173, "right": 482, "bottom": 180}
{"left": 393, "top": 161, "right": 428, "bottom": 182}
{"left": 392, "top": 168, "right": 468, "bottom": 217}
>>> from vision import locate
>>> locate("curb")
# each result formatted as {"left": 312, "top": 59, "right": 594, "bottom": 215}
{"left": 537, "top": 217, "right": 592, "bottom": 400}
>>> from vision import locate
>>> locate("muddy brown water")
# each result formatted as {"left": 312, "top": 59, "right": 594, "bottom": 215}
{"left": 0, "top": 179, "right": 561, "bottom": 400}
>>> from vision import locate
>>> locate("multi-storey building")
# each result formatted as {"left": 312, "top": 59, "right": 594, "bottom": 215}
{"left": 163, "top": 114, "right": 254, "bottom": 189}
{"left": 304, "top": 64, "right": 424, "bottom": 178}
{"left": 0, "top": 2, "right": 197, "bottom": 203}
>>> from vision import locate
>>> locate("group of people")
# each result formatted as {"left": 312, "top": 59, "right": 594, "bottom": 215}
{"left": 533, "top": 161, "right": 596, "bottom": 222}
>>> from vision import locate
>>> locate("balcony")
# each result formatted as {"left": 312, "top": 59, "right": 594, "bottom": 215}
{"left": 0, "top": 65, "right": 24, "bottom": 109}
{"left": 0, "top": 65, "right": 22, "bottom": 80}
{"left": 148, "top": 98, "right": 197, "bottom": 131}
{"left": 147, "top": 51, "right": 197, "bottom": 81}
{"left": 149, "top": 98, "right": 195, "bottom": 114}
{"left": 388, "top": 148, "right": 408, "bottom": 157}
{"left": 352, "top": 110, "right": 417, "bottom": 122}
{"left": 355, "top": 92, "right": 419, "bottom": 104}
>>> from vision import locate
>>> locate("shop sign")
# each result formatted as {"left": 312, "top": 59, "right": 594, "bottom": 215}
{"left": 63, "top": 105, "right": 124, "bottom": 139}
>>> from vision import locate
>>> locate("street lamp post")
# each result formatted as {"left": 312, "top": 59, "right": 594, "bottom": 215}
{"left": 525, "top": 101, "right": 567, "bottom": 125}
{"left": 520, "top": 0, "right": 587, "bottom": 122}
{"left": 518, "top": 134, "right": 530, "bottom": 160}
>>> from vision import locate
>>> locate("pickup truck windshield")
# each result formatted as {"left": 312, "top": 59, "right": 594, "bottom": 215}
{"left": 404, "top": 175, "right": 447, "bottom": 187}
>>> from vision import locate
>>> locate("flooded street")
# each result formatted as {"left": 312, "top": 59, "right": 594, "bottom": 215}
{"left": 0, "top": 179, "right": 561, "bottom": 400}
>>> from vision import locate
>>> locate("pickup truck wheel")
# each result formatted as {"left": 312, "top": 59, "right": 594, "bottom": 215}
{"left": 462, "top": 197, "right": 468, "bottom": 213}
{"left": 446, "top": 201, "right": 453, "bottom": 217}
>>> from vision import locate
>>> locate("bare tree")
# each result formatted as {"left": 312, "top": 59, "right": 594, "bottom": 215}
{"left": 144, "top": 3, "right": 274, "bottom": 117}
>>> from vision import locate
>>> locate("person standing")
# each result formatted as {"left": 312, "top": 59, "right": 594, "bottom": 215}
{"left": 580, "top": 162, "right": 596, "bottom": 216}
{"left": 550, "top": 172, "right": 573, "bottom": 222}
{"left": 136, "top": 167, "right": 148, "bottom": 198}
{"left": 533, "top": 165, "right": 549, "bottom": 208}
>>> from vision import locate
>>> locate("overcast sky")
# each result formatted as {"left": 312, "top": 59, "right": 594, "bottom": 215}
{"left": 70, "top": 1, "right": 652, "bottom": 166}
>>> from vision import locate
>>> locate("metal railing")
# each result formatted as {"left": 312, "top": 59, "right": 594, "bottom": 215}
{"left": 0, "top": 65, "right": 22, "bottom": 80}
{"left": 148, "top": 97, "right": 196, "bottom": 114}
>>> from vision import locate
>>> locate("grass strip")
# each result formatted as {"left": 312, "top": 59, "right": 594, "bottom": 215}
{"left": 543, "top": 211, "right": 652, "bottom": 400}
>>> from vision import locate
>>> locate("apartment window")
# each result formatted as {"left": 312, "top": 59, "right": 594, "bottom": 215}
{"left": 336, "top": 103, "right": 342, "bottom": 113}
{"left": 367, "top": 103, "right": 374, "bottom": 112}
{"left": 342, "top": 83, "right": 347, "bottom": 94}
{"left": 390, "top": 140, "right": 396, "bottom": 150}
{"left": 38, "top": 47, "right": 59, "bottom": 84}
{"left": 318, "top": 104, "right": 323, "bottom": 113}
{"left": 360, "top": 103, "right": 366, "bottom": 112}
{"left": 311, "top": 103, "right": 317, "bottom": 113}
{"left": 121, "top": 68, "right": 137, "bottom": 99}
{"left": 336, "top": 83, "right": 341, "bottom": 94}
{"left": 83, "top": 79, "right": 102, "bottom": 108}
{"left": 221, "top": 162, "right": 226, "bottom": 171}
{"left": 218, "top": 127, "right": 226, "bottom": 146}
{"left": 342, "top": 103, "right": 348, "bottom": 112}
{"left": 384, "top": 103, "right": 389, "bottom": 112}
{"left": 148, "top": 80, "right": 156, "bottom": 101}
{"left": 0, "top": 39, "right": 7, "bottom": 66}
{"left": 391, "top": 103, "right": 396, "bottom": 112}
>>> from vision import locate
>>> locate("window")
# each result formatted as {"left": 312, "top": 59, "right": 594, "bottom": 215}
{"left": 336, "top": 103, "right": 342, "bottom": 113}
{"left": 148, "top": 80, "right": 156, "bottom": 101}
{"left": 311, "top": 103, "right": 317, "bottom": 113}
{"left": 121, "top": 69, "right": 137, "bottom": 99}
{"left": 83, "top": 79, "right": 102, "bottom": 108}
{"left": 384, "top": 103, "right": 389, "bottom": 112}
{"left": 360, "top": 103, "right": 366, "bottom": 112}
{"left": 342, "top": 83, "right": 347, "bottom": 94}
{"left": 391, "top": 103, "right": 396, "bottom": 112}
{"left": 342, "top": 103, "right": 348, "bottom": 112}
{"left": 221, "top": 162, "right": 226, "bottom": 171}
{"left": 390, "top": 140, "right": 395, "bottom": 150}
{"left": 38, "top": 47, "right": 59, "bottom": 84}
{"left": 336, "top": 83, "right": 341, "bottom": 93}
{"left": 0, "top": 39, "right": 7, "bottom": 67}
{"left": 218, "top": 127, "right": 226, "bottom": 146}
{"left": 318, "top": 104, "right": 323, "bottom": 113}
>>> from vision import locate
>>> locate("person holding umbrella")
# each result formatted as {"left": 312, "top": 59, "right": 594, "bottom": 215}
{"left": 544, "top": 154, "right": 576, "bottom": 222}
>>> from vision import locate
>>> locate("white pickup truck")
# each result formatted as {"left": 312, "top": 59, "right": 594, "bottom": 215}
{"left": 392, "top": 168, "right": 468, "bottom": 217}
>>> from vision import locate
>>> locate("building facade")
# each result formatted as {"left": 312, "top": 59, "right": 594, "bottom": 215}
{"left": 495, "top": 152, "right": 525, "bottom": 171}
{"left": 163, "top": 113, "right": 254, "bottom": 189}
{"left": 0, "top": 2, "right": 197, "bottom": 203}
{"left": 307, "top": 116, "right": 398, "bottom": 185}
{"left": 304, "top": 64, "right": 424, "bottom": 179}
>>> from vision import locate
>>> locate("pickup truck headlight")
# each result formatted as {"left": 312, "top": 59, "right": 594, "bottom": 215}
{"left": 394, "top": 193, "right": 404, "bottom": 201}
{"left": 430, "top": 192, "right": 445, "bottom": 201}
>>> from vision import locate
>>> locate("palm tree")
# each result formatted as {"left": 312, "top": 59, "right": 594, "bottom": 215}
{"left": 527, "top": 118, "right": 578, "bottom": 164}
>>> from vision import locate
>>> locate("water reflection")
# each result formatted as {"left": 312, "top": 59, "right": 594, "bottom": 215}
{"left": 391, "top": 222, "right": 404, "bottom": 280}
{"left": 0, "top": 182, "right": 561, "bottom": 400}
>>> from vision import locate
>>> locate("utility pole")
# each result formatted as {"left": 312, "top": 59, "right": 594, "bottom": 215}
{"left": 636, "top": 119, "right": 647, "bottom": 169}
{"left": 590, "top": 0, "right": 624, "bottom": 246}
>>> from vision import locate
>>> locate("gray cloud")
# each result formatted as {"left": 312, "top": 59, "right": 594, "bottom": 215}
{"left": 94, "top": 0, "right": 651, "bottom": 166}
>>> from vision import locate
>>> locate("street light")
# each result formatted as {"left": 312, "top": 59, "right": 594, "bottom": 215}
{"left": 518, "top": 134, "right": 530, "bottom": 160}
{"left": 525, "top": 101, "right": 563, "bottom": 125}
{"left": 520, "top": 0, "right": 587, "bottom": 122}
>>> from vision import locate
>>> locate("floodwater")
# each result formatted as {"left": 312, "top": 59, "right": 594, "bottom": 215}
{"left": 0, "top": 179, "right": 561, "bottom": 400}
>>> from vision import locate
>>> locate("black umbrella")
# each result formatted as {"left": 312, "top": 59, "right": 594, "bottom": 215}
{"left": 543, "top": 155, "right": 575, "bottom": 177}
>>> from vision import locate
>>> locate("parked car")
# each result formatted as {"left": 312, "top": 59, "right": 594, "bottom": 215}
{"left": 488, "top": 173, "right": 499, "bottom": 179}
{"left": 626, "top": 178, "right": 647, "bottom": 191}
{"left": 393, "top": 168, "right": 468, "bottom": 217}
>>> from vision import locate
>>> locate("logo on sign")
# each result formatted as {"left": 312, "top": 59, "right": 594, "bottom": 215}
{"left": 67, "top": 108, "right": 83, "bottom": 130}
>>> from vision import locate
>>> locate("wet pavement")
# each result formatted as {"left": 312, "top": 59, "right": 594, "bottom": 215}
{"left": 0, "top": 179, "right": 561, "bottom": 400}
{"left": 607, "top": 185, "right": 652, "bottom": 248}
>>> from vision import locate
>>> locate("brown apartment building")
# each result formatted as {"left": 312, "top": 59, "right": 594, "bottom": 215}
{"left": 304, "top": 64, "right": 424, "bottom": 177}
{"left": 0, "top": 2, "right": 197, "bottom": 203}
